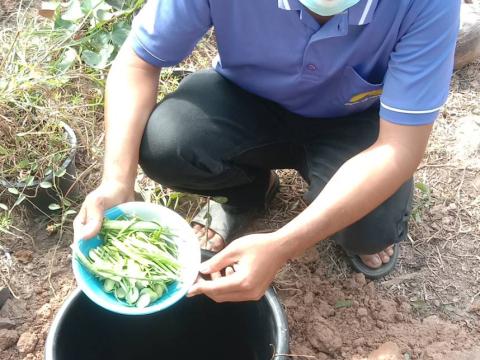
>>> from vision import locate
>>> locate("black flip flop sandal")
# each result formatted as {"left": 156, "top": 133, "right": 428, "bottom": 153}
{"left": 191, "top": 172, "right": 280, "bottom": 246}
{"left": 346, "top": 243, "right": 400, "bottom": 280}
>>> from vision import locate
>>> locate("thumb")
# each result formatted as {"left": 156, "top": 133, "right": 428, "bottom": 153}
{"left": 79, "top": 217, "right": 103, "bottom": 241}
{"left": 74, "top": 201, "right": 104, "bottom": 242}
{"left": 200, "top": 246, "right": 238, "bottom": 274}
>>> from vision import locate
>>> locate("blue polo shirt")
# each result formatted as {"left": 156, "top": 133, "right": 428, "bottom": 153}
{"left": 130, "top": 0, "right": 460, "bottom": 125}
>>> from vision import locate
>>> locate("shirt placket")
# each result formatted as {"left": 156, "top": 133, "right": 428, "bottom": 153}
{"left": 301, "top": 13, "right": 349, "bottom": 81}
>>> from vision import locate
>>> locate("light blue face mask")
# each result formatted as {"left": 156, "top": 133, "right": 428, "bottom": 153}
{"left": 298, "top": 0, "right": 361, "bottom": 16}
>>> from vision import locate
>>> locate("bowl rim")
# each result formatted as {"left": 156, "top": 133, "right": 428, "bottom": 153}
{"left": 72, "top": 202, "right": 201, "bottom": 315}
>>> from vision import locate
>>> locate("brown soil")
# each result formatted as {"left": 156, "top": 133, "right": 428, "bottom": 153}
{"left": 274, "top": 253, "right": 480, "bottom": 359}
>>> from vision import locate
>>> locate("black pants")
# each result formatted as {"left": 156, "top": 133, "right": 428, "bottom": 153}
{"left": 139, "top": 70, "right": 413, "bottom": 256}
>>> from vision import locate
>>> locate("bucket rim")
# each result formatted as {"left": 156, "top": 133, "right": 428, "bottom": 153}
{"left": 45, "top": 288, "right": 81, "bottom": 360}
{"left": 265, "top": 288, "right": 290, "bottom": 359}
{"left": 46, "top": 286, "right": 290, "bottom": 360}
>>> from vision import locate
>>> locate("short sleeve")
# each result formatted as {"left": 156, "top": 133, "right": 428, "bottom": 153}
{"left": 129, "top": 0, "right": 212, "bottom": 67}
{"left": 380, "top": 0, "right": 461, "bottom": 125}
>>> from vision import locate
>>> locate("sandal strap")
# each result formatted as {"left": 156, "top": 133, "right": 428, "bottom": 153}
{"left": 191, "top": 201, "right": 255, "bottom": 243}
{"left": 191, "top": 172, "right": 280, "bottom": 242}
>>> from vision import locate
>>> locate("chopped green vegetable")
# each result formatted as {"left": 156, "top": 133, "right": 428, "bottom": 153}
{"left": 115, "top": 287, "right": 126, "bottom": 299}
{"left": 137, "top": 288, "right": 161, "bottom": 308}
{"left": 103, "top": 279, "right": 116, "bottom": 293}
{"left": 72, "top": 217, "right": 180, "bottom": 308}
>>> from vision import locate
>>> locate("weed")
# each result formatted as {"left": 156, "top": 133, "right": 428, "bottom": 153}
{"left": 51, "top": 0, "right": 145, "bottom": 71}
{"left": 412, "top": 181, "right": 432, "bottom": 223}
{"left": 0, "top": 212, "right": 12, "bottom": 234}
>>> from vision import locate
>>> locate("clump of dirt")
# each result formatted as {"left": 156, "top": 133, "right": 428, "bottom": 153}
{"left": 276, "top": 254, "right": 480, "bottom": 359}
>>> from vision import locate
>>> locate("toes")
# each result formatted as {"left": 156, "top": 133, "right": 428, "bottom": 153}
{"left": 192, "top": 223, "right": 226, "bottom": 252}
{"left": 198, "top": 237, "right": 207, "bottom": 249}
{"left": 359, "top": 254, "right": 382, "bottom": 269}
{"left": 386, "top": 245, "right": 394, "bottom": 257}
{"left": 192, "top": 224, "right": 204, "bottom": 235}
{"left": 193, "top": 224, "right": 208, "bottom": 248}
{"left": 379, "top": 251, "right": 390, "bottom": 263}
{"left": 358, "top": 245, "right": 395, "bottom": 269}
{"left": 194, "top": 226, "right": 205, "bottom": 237}
{"left": 206, "top": 233, "right": 225, "bottom": 252}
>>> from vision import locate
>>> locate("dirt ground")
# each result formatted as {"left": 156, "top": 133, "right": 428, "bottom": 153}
{"left": 1, "top": 3, "right": 480, "bottom": 360}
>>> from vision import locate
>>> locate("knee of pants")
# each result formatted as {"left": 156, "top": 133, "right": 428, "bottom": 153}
{"left": 332, "top": 179, "right": 413, "bottom": 255}
{"left": 139, "top": 101, "right": 204, "bottom": 187}
{"left": 139, "top": 100, "right": 242, "bottom": 190}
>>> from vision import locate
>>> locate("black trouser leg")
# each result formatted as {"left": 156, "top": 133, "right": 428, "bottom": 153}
{"left": 296, "top": 108, "right": 413, "bottom": 255}
{"left": 139, "top": 70, "right": 302, "bottom": 210}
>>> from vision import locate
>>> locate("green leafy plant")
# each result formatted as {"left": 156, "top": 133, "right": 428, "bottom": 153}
{"left": 412, "top": 182, "right": 432, "bottom": 223}
{"left": 52, "top": 0, "right": 145, "bottom": 70}
{"left": 0, "top": 211, "right": 13, "bottom": 234}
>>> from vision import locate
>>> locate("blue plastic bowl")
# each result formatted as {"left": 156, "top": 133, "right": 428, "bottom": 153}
{"left": 72, "top": 202, "right": 201, "bottom": 315}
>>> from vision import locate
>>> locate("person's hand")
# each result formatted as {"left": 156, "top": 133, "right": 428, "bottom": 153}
{"left": 187, "top": 232, "right": 290, "bottom": 302}
{"left": 73, "top": 181, "right": 134, "bottom": 242}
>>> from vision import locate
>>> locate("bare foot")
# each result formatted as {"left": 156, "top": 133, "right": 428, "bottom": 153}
{"left": 193, "top": 225, "right": 225, "bottom": 252}
{"left": 358, "top": 245, "right": 395, "bottom": 269}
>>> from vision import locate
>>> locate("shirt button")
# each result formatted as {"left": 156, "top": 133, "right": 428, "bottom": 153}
{"left": 307, "top": 64, "right": 317, "bottom": 71}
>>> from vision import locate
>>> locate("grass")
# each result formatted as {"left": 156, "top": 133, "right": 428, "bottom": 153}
{"left": 0, "top": 6, "right": 105, "bottom": 231}
{"left": 0, "top": 11, "right": 100, "bottom": 185}
{"left": 0, "top": 3, "right": 217, "bottom": 232}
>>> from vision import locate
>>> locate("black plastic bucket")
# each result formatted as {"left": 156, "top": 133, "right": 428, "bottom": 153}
{"left": 46, "top": 252, "right": 290, "bottom": 360}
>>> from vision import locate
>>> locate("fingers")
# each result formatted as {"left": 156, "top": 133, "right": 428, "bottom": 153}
{"left": 199, "top": 247, "right": 238, "bottom": 274}
{"left": 187, "top": 271, "right": 243, "bottom": 298}
{"left": 73, "top": 203, "right": 89, "bottom": 242}
{"left": 191, "top": 274, "right": 207, "bottom": 286}
{"left": 205, "top": 291, "right": 256, "bottom": 303}
{"left": 225, "top": 266, "right": 235, "bottom": 276}
{"left": 73, "top": 203, "right": 87, "bottom": 241}
{"left": 210, "top": 271, "right": 222, "bottom": 280}
{"left": 188, "top": 260, "right": 265, "bottom": 303}
{"left": 188, "top": 270, "right": 265, "bottom": 303}
{"left": 212, "top": 265, "right": 235, "bottom": 280}
{"left": 73, "top": 194, "right": 104, "bottom": 241}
